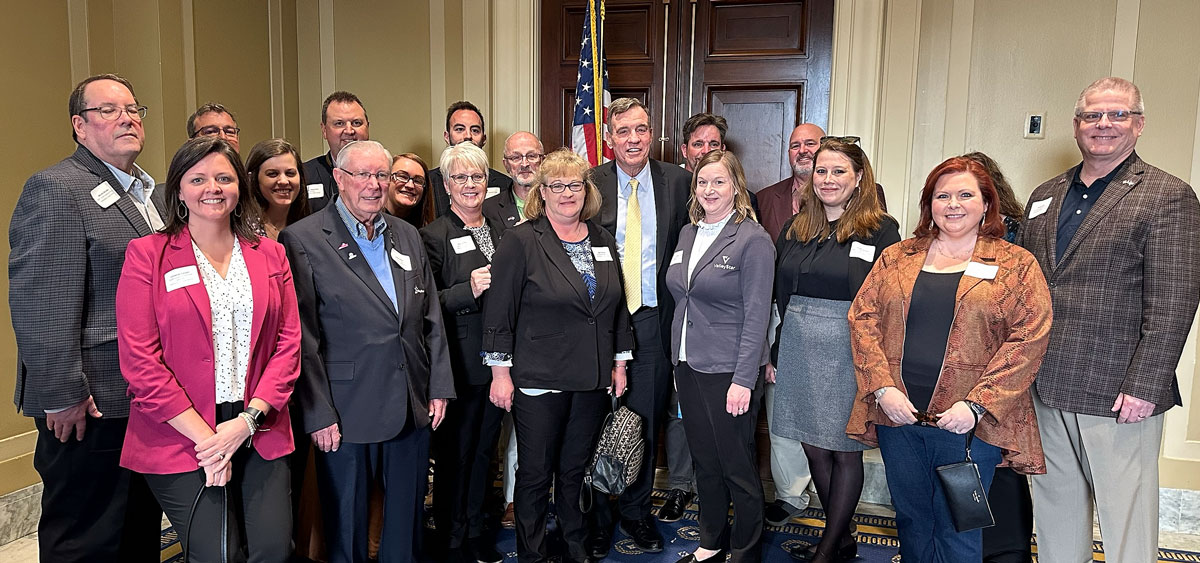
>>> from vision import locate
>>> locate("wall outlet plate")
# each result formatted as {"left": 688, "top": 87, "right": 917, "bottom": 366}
{"left": 1024, "top": 113, "right": 1045, "bottom": 139}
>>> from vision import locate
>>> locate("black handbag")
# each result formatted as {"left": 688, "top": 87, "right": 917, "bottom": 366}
{"left": 935, "top": 410, "right": 995, "bottom": 532}
{"left": 579, "top": 395, "right": 644, "bottom": 513}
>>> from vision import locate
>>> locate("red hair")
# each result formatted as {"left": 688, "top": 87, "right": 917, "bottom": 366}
{"left": 913, "top": 156, "right": 1006, "bottom": 239}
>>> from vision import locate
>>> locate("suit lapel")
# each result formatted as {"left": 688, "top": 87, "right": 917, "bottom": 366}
{"left": 73, "top": 145, "right": 152, "bottom": 236}
{"left": 241, "top": 237, "right": 268, "bottom": 357}
{"left": 382, "top": 226, "right": 408, "bottom": 333}
{"left": 1058, "top": 161, "right": 1143, "bottom": 266}
{"left": 535, "top": 220, "right": 592, "bottom": 308}
{"left": 649, "top": 161, "right": 672, "bottom": 268}
{"left": 689, "top": 220, "right": 739, "bottom": 286}
{"left": 594, "top": 163, "right": 619, "bottom": 233}
{"left": 1041, "top": 175, "right": 1070, "bottom": 269}
{"left": 322, "top": 208, "right": 398, "bottom": 318}
{"left": 165, "top": 230, "right": 213, "bottom": 344}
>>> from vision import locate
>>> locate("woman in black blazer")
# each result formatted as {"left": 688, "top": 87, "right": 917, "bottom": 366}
{"left": 421, "top": 142, "right": 507, "bottom": 563}
{"left": 666, "top": 151, "right": 775, "bottom": 563}
{"left": 482, "top": 148, "right": 633, "bottom": 563}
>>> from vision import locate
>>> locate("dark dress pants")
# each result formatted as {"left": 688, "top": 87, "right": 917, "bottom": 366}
{"left": 315, "top": 421, "right": 431, "bottom": 563}
{"left": 593, "top": 308, "right": 671, "bottom": 527}
{"left": 33, "top": 416, "right": 161, "bottom": 563}
{"left": 146, "top": 447, "right": 293, "bottom": 563}
{"left": 512, "top": 388, "right": 609, "bottom": 563}
{"left": 982, "top": 466, "right": 1034, "bottom": 562}
{"left": 877, "top": 423, "right": 1003, "bottom": 563}
{"left": 674, "top": 363, "right": 765, "bottom": 563}
{"left": 432, "top": 382, "right": 505, "bottom": 548}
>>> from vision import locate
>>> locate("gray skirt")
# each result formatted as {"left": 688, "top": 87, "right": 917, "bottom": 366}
{"left": 772, "top": 294, "right": 868, "bottom": 452}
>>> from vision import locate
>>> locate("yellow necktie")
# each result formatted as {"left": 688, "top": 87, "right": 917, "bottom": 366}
{"left": 623, "top": 179, "right": 642, "bottom": 314}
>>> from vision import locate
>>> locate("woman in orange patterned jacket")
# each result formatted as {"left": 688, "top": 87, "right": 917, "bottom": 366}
{"left": 846, "top": 156, "right": 1051, "bottom": 562}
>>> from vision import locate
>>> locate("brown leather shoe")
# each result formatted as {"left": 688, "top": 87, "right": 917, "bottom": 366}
{"left": 501, "top": 503, "right": 515, "bottom": 529}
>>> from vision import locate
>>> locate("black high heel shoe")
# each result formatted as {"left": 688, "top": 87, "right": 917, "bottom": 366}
{"left": 789, "top": 536, "right": 857, "bottom": 562}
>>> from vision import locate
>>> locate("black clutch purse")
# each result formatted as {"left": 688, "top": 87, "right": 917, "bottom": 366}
{"left": 934, "top": 410, "right": 995, "bottom": 532}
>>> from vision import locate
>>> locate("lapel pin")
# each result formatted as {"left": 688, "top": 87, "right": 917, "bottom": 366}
{"left": 348, "top": 252, "right": 357, "bottom": 260}
{"left": 1122, "top": 179, "right": 1135, "bottom": 186}
{"left": 414, "top": 287, "right": 425, "bottom": 295}
{"left": 338, "top": 243, "right": 349, "bottom": 250}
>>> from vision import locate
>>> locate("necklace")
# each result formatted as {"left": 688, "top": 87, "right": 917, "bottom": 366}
{"left": 934, "top": 238, "right": 974, "bottom": 261}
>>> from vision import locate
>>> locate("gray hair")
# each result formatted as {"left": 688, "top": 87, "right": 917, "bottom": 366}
{"left": 607, "top": 97, "right": 651, "bottom": 127}
{"left": 334, "top": 140, "right": 391, "bottom": 169}
{"left": 439, "top": 142, "right": 490, "bottom": 179}
{"left": 1075, "top": 76, "right": 1144, "bottom": 114}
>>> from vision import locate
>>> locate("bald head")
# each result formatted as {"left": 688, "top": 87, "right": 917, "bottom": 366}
{"left": 503, "top": 131, "right": 545, "bottom": 196}
{"left": 788, "top": 123, "right": 825, "bottom": 180}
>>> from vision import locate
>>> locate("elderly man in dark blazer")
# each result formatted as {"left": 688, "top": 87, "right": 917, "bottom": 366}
{"left": 585, "top": 97, "right": 692, "bottom": 557}
{"left": 280, "top": 140, "right": 455, "bottom": 563}
{"left": 9, "top": 73, "right": 162, "bottom": 562}
{"left": 1019, "top": 77, "right": 1200, "bottom": 562}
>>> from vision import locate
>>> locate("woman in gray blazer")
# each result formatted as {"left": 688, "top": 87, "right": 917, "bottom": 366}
{"left": 665, "top": 150, "right": 774, "bottom": 563}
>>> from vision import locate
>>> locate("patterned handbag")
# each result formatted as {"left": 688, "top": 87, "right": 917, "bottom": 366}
{"left": 580, "top": 396, "right": 644, "bottom": 512}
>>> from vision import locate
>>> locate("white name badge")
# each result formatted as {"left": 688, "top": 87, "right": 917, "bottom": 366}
{"left": 1028, "top": 197, "right": 1052, "bottom": 219}
{"left": 486, "top": 186, "right": 501, "bottom": 199}
{"left": 90, "top": 181, "right": 121, "bottom": 208}
{"left": 670, "top": 250, "right": 684, "bottom": 265}
{"left": 849, "top": 241, "right": 876, "bottom": 263}
{"left": 164, "top": 266, "right": 201, "bottom": 292}
{"left": 390, "top": 249, "right": 412, "bottom": 271}
{"left": 964, "top": 261, "right": 998, "bottom": 280}
{"left": 307, "top": 183, "right": 325, "bottom": 199}
{"left": 450, "top": 236, "right": 476, "bottom": 254}
{"left": 592, "top": 246, "right": 613, "bottom": 261}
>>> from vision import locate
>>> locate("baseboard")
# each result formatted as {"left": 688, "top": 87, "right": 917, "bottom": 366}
{"left": 0, "top": 483, "right": 40, "bottom": 546}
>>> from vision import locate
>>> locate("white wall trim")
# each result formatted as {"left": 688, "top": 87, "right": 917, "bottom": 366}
{"left": 267, "top": 0, "right": 287, "bottom": 138}
{"left": 941, "top": 0, "right": 974, "bottom": 158}
{"left": 1111, "top": 0, "right": 1140, "bottom": 79}
{"left": 181, "top": 0, "right": 197, "bottom": 111}
{"left": 66, "top": 0, "right": 90, "bottom": 84}
{"left": 319, "top": 0, "right": 335, "bottom": 97}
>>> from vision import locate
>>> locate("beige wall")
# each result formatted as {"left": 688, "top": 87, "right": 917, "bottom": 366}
{"left": 842, "top": 0, "right": 1200, "bottom": 489}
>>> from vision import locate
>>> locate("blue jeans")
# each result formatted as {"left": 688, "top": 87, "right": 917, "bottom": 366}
{"left": 877, "top": 423, "right": 1003, "bottom": 563}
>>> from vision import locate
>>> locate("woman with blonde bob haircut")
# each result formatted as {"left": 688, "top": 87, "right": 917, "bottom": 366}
{"left": 770, "top": 138, "right": 900, "bottom": 562}
{"left": 667, "top": 149, "right": 774, "bottom": 563}
{"left": 482, "top": 147, "right": 632, "bottom": 562}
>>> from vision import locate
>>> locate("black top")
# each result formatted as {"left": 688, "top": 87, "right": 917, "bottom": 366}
{"left": 301, "top": 152, "right": 337, "bottom": 212}
{"left": 901, "top": 270, "right": 964, "bottom": 412}
{"left": 1055, "top": 152, "right": 1134, "bottom": 262}
{"left": 772, "top": 215, "right": 901, "bottom": 363}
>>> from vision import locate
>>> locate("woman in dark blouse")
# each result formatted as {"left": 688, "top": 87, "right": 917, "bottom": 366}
{"left": 768, "top": 138, "right": 899, "bottom": 563}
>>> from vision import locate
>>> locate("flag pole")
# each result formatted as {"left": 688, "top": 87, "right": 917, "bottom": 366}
{"left": 591, "top": 0, "right": 605, "bottom": 162}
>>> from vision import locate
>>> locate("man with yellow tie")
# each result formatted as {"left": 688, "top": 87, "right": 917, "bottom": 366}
{"left": 586, "top": 97, "right": 693, "bottom": 558}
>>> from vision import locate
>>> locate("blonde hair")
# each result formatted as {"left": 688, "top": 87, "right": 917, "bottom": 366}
{"left": 686, "top": 150, "right": 756, "bottom": 225}
{"left": 523, "top": 148, "right": 602, "bottom": 221}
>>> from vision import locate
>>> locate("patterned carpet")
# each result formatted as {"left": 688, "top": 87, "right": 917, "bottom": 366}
{"left": 158, "top": 488, "right": 1200, "bottom": 562}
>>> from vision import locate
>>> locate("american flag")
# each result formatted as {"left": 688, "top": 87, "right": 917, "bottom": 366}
{"left": 571, "top": 0, "right": 613, "bottom": 166}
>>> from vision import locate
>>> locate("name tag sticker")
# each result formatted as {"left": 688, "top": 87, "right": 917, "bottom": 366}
{"left": 91, "top": 181, "right": 120, "bottom": 208}
{"left": 390, "top": 249, "right": 412, "bottom": 271}
{"left": 164, "top": 266, "right": 201, "bottom": 292}
{"left": 450, "top": 236, "right": 476, "bottom": 254}
{"left": 1028, "top": 197, "right": 1052, "bottom": 219}
{"left": 965, "top": 261, "right": 998, "bottom": 280}
{"left": 592, "top": 246, "right": 613, "bottom": 261}
{"left": 306, "top": 183, "right": 325, "bottom": 199}
{"left": 486, "top": 186, "right": 501, "bottom": 199}
{"left": 670, "top": 250, "right": 684, "bottom": 265}
{"left": 849, "top": 241, "right": 876, "bottom": 263}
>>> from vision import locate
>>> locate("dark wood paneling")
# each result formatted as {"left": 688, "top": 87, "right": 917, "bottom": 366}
{"left": 710, "top": 2, "right": 806, "bottom": 56}
{"left": 563, "top": 5, "right": 654, "bottom": 63}
{"left": 711, "top": 87, "right": 801, "bottom": 190}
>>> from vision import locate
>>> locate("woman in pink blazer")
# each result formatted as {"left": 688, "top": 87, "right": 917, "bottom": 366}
{"left": 116, "top": 137, "right": 301, "bottom": 563}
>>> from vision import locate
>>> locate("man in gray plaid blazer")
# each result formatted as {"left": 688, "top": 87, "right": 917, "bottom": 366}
{"left": 1019, "top": 77, "right": 1200, "bottom": 562}
{"left": 9, "top": 74, "right": 162, "bottom": 562}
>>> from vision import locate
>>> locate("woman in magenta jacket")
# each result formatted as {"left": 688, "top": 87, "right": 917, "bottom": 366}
{"left": 116, "top": 137, "right": 301, "bottom": 563}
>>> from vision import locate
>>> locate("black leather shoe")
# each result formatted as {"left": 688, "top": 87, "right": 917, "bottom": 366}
{"left": 657, "top": 489, "right": 693, "bottom": 522}
{"left": 620, "top": 518, "right": 664, "bottom": 553}
{"left": 587, "top": 530, "right": 612, "bottom": 560}
{"left": 764, "top": 499, "right": 804, "bottom": 526}
{"left": 469, "top": 537, "right": 503, "bottom": 563}
{"left": 674, "top": 549, "right": 725, "bottom": 563}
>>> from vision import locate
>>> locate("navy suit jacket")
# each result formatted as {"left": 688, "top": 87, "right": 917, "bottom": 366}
{"left": 280, "top": 204, "right": 455, "bottom": 443}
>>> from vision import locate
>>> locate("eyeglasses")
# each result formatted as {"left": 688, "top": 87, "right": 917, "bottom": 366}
{"left": 80, "top": 105, "right": 148, "bottom": 121}
{"left": 545, "top": 181, "right": 585, "bottom": 193}
{"left": 337, "top": 168, "right": 390, "bottom": 182}
{"left": 1075, "top": 110, "right": 1142, "bottom": 123}
{"left": 820, "top": 135, "right": 860, "bottom": 145}
{"left": 504, "top": 153, "right": 544, "bottom": 164}
{"left": 390, "top": 172, "right": 427, "bottom": 188}
{"left": 448, "top": 173, "right": 487, "bottom": 186}
{"left": 196, "top": 125, "right": 240, "bottom": 137}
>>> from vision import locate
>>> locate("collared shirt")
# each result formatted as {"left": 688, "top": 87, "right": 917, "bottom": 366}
{"left": 615, "top": 163, "right": 658, "bottom": 308}
{"left": 790, "top": 177, "right": 805, "bottom": 215}
{"left": 1055, "top": 152, "right": 1134, "bottom": 261}
{"left": 679, "top": 211, "right": 733, "bottom": 361}
{"left": 335, "top": 198, "right": 398, "bottom": 312}
{"left": 192, "top": 239, "right": 253, "bottom": 404}
{"left": 513, "top": 192, "right": 526, "bottom": 221}
{"left": 102, "top": 161, "right": 163, "bottom": 231}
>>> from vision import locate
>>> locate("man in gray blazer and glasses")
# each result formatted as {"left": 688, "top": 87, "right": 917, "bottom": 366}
{"left": 9, "top": 73, "right": 162, "bottom": 563}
